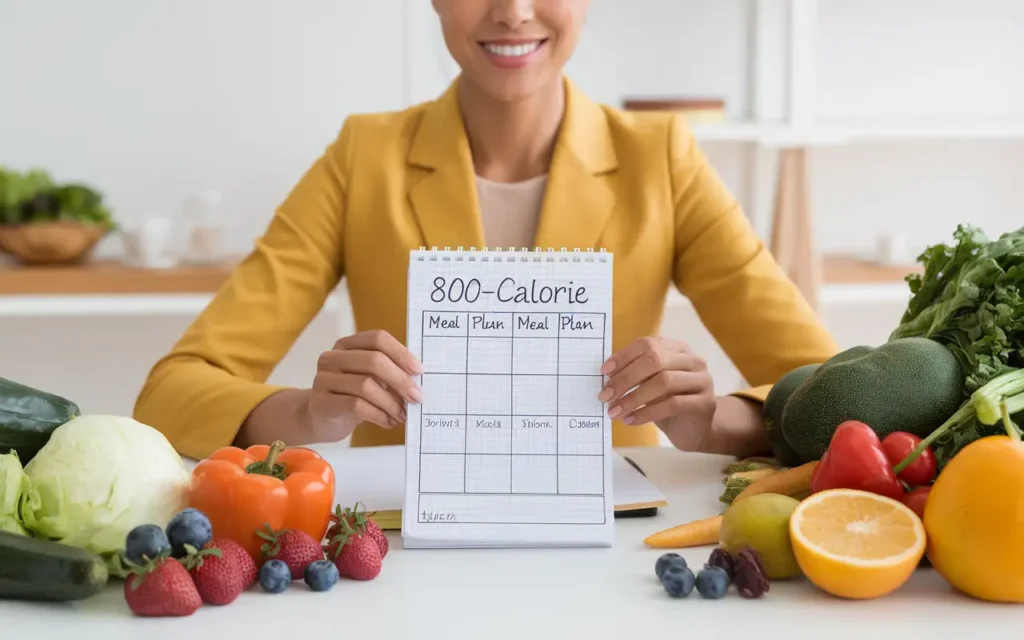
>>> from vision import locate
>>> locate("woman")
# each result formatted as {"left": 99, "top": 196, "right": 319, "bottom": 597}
{"left": 134, "top": 0, "right": 838, "bottom": 462}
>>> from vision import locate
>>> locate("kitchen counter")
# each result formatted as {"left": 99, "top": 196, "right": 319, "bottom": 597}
{"left": 0, "top": 446, "right": 1014, "bottom": 640}
{"left": 0, "top": 255, "right": 917, "bottom": 317}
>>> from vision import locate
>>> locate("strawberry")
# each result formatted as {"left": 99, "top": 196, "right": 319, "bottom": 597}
{"left": 181, "top": 542, "right": 246, "bottom": 606}
{"left": 257, "top": 525, "right": 324, "bottom": 580}
{"left": 329, "top": 503, "right": 388, "bottom": 559}
{"left": 123, "top": 556, "right": 202, "bottom": 617}
{"left": 215, "top": 538, "right": 258, "bottom": 588}
{"left": 326, "top": 514, "right": 382, "bottom": 581}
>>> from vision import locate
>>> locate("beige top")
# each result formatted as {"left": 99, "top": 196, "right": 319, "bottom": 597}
{"left": 476, "top": 174, "right": 548, "bottom": 249}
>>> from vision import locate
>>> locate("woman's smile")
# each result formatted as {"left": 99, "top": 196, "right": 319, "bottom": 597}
{"left": 479, "top": 38, "right": 548, "bottom": 69}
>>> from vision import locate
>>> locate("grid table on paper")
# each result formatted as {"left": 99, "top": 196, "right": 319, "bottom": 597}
{"left": 417, "top": 311, "right": 608, "bottom": 521}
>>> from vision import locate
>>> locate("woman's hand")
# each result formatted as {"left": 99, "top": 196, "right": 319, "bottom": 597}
{"left": 308, "top": 330, "right": 423, "bottom": 440}
{"left": 599, "top": 336, "right": 716, "bottom": 451}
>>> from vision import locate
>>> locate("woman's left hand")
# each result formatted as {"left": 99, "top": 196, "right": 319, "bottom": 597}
{"left": 599, "top": 336, "right": 717, "bottom": 450}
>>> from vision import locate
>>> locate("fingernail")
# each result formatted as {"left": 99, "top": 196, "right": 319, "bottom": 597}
{"left": 601, "top": 360, "right": 616, "bottom": 375}
{"left": 598, "top": 387, "right": 614, "bottom": 402}
{"left": 409, "top": 359, "right": 424, "bottom": 374}
{"left": 409, "top": 385, "right": 423, "bottom": 403}
{"left": 608, "top": 406, "right": 622, "bottom": 418}
{"left": 623, "top": 415, "right": 635, "bottom": 425}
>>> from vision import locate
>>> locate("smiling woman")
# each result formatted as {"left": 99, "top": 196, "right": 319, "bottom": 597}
{"left": 133, "top": 0, "right": 838, "bottom": 463}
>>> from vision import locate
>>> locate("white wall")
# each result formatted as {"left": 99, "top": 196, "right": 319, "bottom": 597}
{"left": 1, "top": 0, "right": 1021, "bottom": 418}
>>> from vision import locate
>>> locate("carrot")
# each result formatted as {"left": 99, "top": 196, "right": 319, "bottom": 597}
{"left": 643, "top": 515, "right": 723, "bottom": 549}
{"left": 732, "top": 460, "right": 818, "bottom": 504}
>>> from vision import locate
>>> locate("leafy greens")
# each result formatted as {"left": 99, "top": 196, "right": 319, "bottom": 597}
{"left": 889, "top": 224, "right": 1024, "bottom": 468}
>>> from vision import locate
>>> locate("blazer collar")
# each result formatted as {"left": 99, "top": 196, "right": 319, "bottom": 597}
{"left": 407, "top": 75, "right": 617, "bottom": 252}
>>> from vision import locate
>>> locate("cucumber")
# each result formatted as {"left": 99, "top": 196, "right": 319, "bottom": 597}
{"left": 0, "top": 377, "right": 80, "bottom": 464}
{"left": 0, "top": 530, "right": 109, "bottom": 601}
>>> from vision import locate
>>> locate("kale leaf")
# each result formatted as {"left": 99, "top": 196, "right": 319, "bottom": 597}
{"left": 890, "top": 224, "right": 1024, "bottom": 392}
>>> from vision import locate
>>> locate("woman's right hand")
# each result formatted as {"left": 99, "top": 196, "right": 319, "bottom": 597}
{"left": 309, "top": 330, "right": 423, "bottom": 440}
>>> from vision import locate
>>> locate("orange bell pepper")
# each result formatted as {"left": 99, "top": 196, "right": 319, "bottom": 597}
{"left": 188, "top": 440, "right": 335, "bottom": 561}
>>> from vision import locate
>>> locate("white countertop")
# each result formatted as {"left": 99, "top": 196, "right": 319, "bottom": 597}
{"left": 2, "top": 446, "right": 1018, "bottom": 639}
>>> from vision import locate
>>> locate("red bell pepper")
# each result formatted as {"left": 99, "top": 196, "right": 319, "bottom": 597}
{"left": 881, "top": 431, "right": 937, "bottom": 487}
{"left": 810, "top": 421, "right": 906, "bottom": 501}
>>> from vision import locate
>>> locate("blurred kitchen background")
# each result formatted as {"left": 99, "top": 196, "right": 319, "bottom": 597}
{"left": 2, "top": 0, "right": 1023, "bottom": 425}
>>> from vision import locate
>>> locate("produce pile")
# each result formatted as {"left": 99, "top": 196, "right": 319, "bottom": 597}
{"left": 645, "top": 224, "right": 1024, "bottom": 605}
{"left": 0, "top": 376, "right": 387, "bottom": 616}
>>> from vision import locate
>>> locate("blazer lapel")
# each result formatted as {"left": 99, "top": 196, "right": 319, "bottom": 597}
{"left": 407, "top": 80, "right": 486, "bottom": 250}
{"left": 532, "top": 78, "right": 618, "bottom": 251}
{"left": 406, "top": 76, "right": 617, "bottom": 252}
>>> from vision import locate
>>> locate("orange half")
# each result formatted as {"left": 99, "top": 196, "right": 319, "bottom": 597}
{"left": 789, "top": 489, "right": 926, "bottom": 599}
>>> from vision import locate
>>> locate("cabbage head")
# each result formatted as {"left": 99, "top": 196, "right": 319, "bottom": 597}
{"left": 20, "top": 414, "right": 191, "bottom": 573}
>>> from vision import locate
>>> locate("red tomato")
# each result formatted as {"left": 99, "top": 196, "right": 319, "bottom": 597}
{"left": 901, "top": 486, "right": 931, "bottom": 520}
{"left": 881, "top": 431, "right": 937, "bottom": 487}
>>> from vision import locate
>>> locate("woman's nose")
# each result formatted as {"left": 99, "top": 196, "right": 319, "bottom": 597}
{"left": 490, "top": 0, "right": 535, "bottom": 29}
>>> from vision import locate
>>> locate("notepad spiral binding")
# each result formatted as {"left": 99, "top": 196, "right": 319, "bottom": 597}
{"left": 415, "top": 247, "right": 609, "bottom": 263}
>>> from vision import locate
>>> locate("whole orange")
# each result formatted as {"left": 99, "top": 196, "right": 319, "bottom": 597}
{"left": 924, "top": 433, "right": 1024, "bottom": 603}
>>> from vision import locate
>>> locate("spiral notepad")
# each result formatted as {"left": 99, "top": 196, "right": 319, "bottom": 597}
{"left": 402, "top": 247, "right": 615, "bottom": 549}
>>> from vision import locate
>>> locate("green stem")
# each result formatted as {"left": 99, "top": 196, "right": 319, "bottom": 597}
{"left": 1001, "top": 402, "right": 1022, "bottom": 442}
{"left": 245, "top": 440, "right": 287, "bottom": 479}
{"left": 893, "top": 403, "right": 975, "bottom": 474}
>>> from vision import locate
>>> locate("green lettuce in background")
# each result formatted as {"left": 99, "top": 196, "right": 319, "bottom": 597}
{"left": 0, "top": 166, "right": 115, "bottom": 229}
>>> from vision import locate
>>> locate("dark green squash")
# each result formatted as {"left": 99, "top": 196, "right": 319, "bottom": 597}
{"left": 0, "top": 377, "right": 80, "bottom": 463}
{"left": 0, "top": 530, "right": 109, "bottom": 602}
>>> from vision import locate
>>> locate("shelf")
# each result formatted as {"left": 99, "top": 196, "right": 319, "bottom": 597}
{"left": 0, "top": 254, "right": 916, "bottom": 317}
{"left": 692, "top": 120, "right": 1024, "bottom": 147}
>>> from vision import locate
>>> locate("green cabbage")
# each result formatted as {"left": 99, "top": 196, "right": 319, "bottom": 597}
{"left": 19, "top": 414, "right": 191, "bottom": 574}
{"left": 0, "top": 451, "right": 30, "bottom": 536}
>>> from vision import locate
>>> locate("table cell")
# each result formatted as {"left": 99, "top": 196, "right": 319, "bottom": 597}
{"left": 513, "top": 374, "right": 557, "bottom": 415}
{"left": 511, "top": 455, "right": 558, "bottom": 494}
{"left": 417, "top": 494, "right": 605, "bottom": 524}
{"left": 422, "top": 336, "right": 468, "bottom": 374}
{"left": 557, "top": 455, "right": 605, "bottom": 495}
{"left": 419, "top": 453, "right": 466, "bottom": 493}
{"left": 510, "top": 337, "right": 559, "bottom": 374}
{"left": 557, "top": 416, "right": 604, "bottom": 455}
{"left": 558, "top": 336, "right": 605, "bottom": 376}
{"left": 422, "top": 311, "right": 469, "bottom": 337}
{"left": 468, "top": 312, "right": 513, "bottom": 337}
{"left": 512, "top": 415, "right": 557, "bottom": 454}
{"left": 557, "top": 313, "right": 605, "bottom": 339}
{"left": 465, "top": 454, "right": 512, "bottom": 493}
{"left": 467, "top": 337, "right": 512, "bottom": 374}
{"left": 421, "top": 414, "right": 467, "bottom": 454}
{"left": 467, "top": 374, "right": 512, "bottom": 415}
{"left": 512, "top": 313, "right": 559, "bottom": 338}
{"left": 420, "top": 373, "right": 467, "bottom": 415}
{"left": 557, "top": 375, "right": 605, "bottom": 418}
{"left": 466, "top": 415, "right": 513, "bottom": 454}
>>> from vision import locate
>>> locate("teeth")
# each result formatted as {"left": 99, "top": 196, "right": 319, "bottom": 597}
{"left": 483, "top": 41, "right": 541, "bottom": 57}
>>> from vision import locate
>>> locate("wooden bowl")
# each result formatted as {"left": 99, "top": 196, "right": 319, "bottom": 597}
{"left": 0, "top": 221, "right": 108, "bottom": 265}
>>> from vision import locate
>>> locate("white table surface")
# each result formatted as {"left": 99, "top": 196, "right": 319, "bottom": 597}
{"left": 2, "top": 446, "right": 1019, "bottom": 639}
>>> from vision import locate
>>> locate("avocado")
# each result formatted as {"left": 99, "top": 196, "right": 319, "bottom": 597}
{"left": 762, "top": 364, "right": 821, "bottom": 466}
{"left": 780, "top": 337, "right": 965, "bottom": 462}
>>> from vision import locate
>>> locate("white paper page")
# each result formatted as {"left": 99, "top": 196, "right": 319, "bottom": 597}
{"left": 403, "top": 248, "right": 615, "bottom": 548}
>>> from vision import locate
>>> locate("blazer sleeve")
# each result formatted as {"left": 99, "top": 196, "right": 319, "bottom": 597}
{"left": 133, "top": 122, "right": 354, "bottom": 460}
{"left": 667, "top": 115, "right": 839, "bottom": 404}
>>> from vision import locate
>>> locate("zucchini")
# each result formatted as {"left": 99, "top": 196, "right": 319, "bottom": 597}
{"left": 0, "top": 377, "right": 80, "bottom": 464}
{"left": 0, "top": 530, "right": 109, "bottom": 601}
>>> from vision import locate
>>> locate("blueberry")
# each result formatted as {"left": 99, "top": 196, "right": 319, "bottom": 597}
{"left": 124, "top": 524, "right": 171, "bottom": 564}
{"left": 304, "top": 559, "right": 340, "bottom": 592}
{"left": 165, "top": 508, "right": 213, "bottom": 558}
{"left": 259, "top": 559, "right": 292, "bottom": 594}
{"left": 654, "top": 552, "right": 687, "bottom": 580}
{"left": 696, "top": 566, "right": 730, "bottom": 599}
{"left": 660, "top": 565, "right": 695, "bottom": 598}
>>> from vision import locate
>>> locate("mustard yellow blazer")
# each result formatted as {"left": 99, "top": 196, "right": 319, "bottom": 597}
{"left": 134, "top": 77, "right": 838, "bottom": 461}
